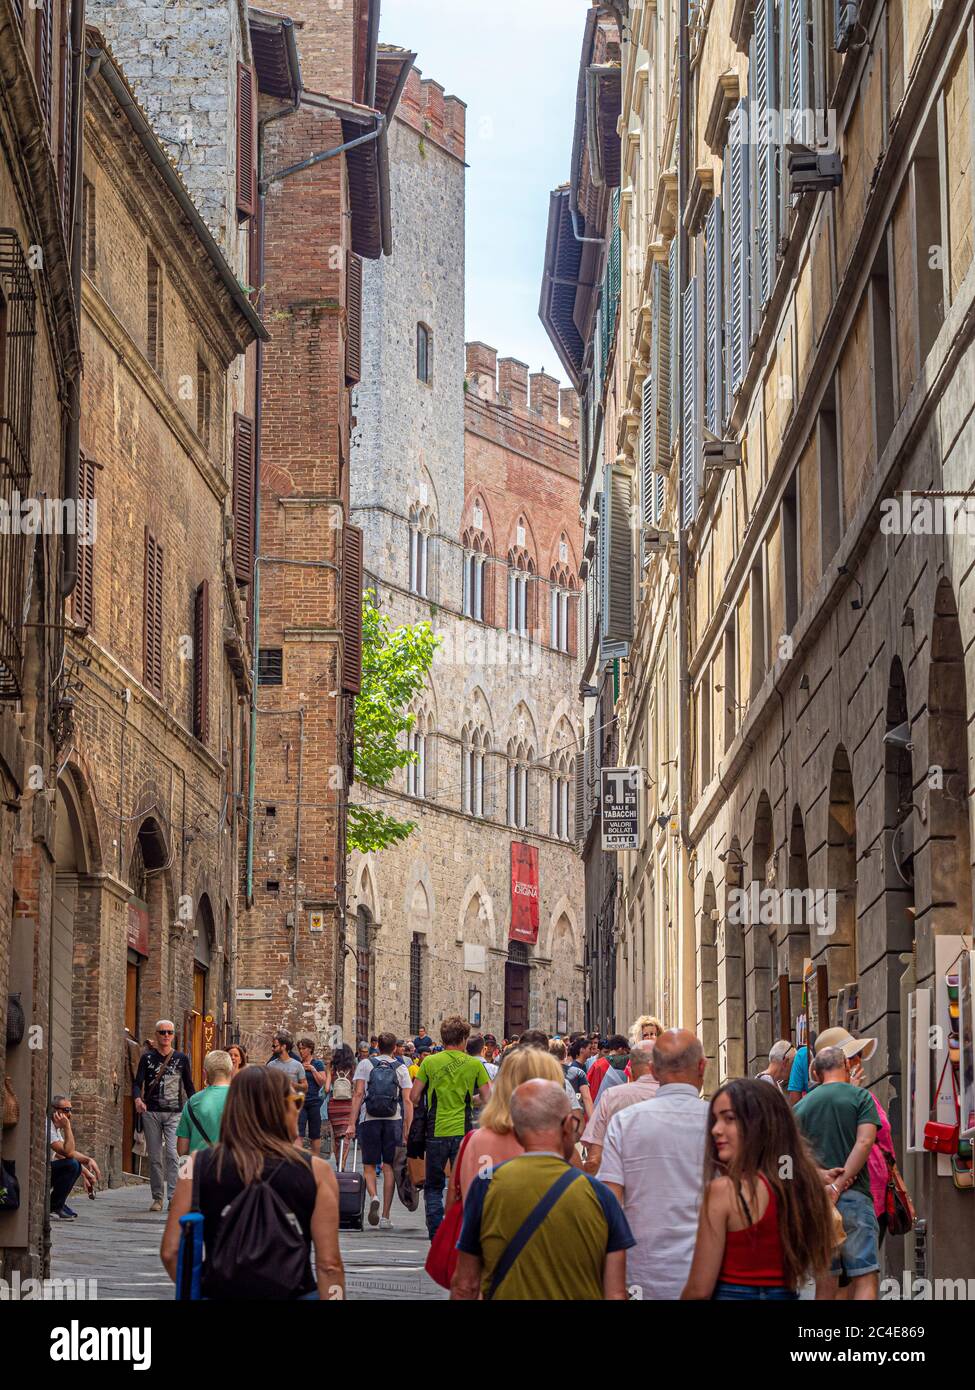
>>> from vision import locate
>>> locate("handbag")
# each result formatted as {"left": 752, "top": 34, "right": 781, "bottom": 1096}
{"left": 882, "top": 1150, "right": 915, "bottom": 1235}
{"left": 424, "top": 1130, "right": 475, "bottom": 1289}
{"left": 0, "top": 1158, "right": 20, "bottom": 1210}
{"left": 6, "top": 993, "right": 25, "bottom": 1048}
{"left": 2, "top": 1075, "right": 19, "bottom": 1129}
{"left": 923, "top": 1056, "right": 960, "bottom": 1154}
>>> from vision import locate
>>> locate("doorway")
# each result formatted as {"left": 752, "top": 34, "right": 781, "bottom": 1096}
{"left": 123, "top": 954, "right": 141, "bottom": 1172}
{"left": 504, "top": 941, "right": 530, "bottom": 1037}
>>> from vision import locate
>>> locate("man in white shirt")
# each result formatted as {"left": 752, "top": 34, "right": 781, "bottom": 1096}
{"left": 597, "top": 1029, "right": 709, "bottom": 1300}
{"left": 581, "top": 1039, "right": 659, "bottom": 1173}
{"left": 348, "top": 1031, "right": 413, "bottom": 1229}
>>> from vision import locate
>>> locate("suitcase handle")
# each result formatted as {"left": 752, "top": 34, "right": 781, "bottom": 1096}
{"left": 338, "top": 1137, "right": 358, "bottom": 1167}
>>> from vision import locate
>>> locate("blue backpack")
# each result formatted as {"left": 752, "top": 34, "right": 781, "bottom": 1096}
{"left": 366, "top": 1058, "right": 402, "bottom": 1118}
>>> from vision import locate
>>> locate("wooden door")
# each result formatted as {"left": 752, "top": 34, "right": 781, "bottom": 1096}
{"left": 504, "top": 962, "right": 530, "bottom": 1037}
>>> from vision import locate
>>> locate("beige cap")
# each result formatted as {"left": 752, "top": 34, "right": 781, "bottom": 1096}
{"left": 814, "top": 1026, "right": 877, "bottom": 1062}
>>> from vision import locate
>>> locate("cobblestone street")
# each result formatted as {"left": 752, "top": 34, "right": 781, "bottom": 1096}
{"left": 51, "top": 1172, "right": 446, "bottom": 1302}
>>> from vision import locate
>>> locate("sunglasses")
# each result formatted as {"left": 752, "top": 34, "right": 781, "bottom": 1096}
{"left": 157, "top": 1029, "right": 174, "bottom": 1036}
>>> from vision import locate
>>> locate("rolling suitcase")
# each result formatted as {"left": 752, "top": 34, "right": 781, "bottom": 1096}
{"left": 336, "top": 1139, "right": 366, "bottom": 1231}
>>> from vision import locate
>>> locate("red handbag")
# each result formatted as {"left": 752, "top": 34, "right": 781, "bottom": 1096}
{"left": 424, "top": 1130, "right": 475, "bottom": 1290}
{"left": 923, "top": 1056, "right": 960, "bottom": 1155}
{"left": 882, "top": 1150, "right": 915, "bottom": 1236}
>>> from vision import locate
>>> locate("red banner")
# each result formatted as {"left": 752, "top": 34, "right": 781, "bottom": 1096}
{"left": 127, "top": 898, "right": 149, "bottom": 957}
{"left": 509, "top": 841, "right": 539, "bottom": 944}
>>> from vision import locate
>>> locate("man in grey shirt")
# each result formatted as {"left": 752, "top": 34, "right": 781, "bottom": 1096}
{"left": 267, "top": 1030, "right": 308, "bottom": 1096}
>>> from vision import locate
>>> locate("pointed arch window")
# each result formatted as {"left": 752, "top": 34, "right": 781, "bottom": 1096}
{"left": 507, "top": 739, "right": 532, "bottom": 829}
{"left": 462, "top": 723, "right": 489, "bottom": 818}
{"left": 462, "top": 526, "right": 489, "bottom": 622}
{"left": 550, "top": 753, "right": 572, "bottom": 840}
{"left": 409, "top": 504, "right": 435, "bottom": 598}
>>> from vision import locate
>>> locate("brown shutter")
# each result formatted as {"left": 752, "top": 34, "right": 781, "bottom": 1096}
{"left": 144, "top": 529, "right": 163, "bottom": 697}
{"left": 35, "top": 0, "right": 53, "bottom": 141}
{"left": 341, "top": 524, "right": 363, "bottom": 695}
{"left": 236, "top": 63, "right": 257, "bottom": 220}
{"left": 72, "top": 454, "right": 95, "bottom": 629}
{"left": 232, "top": 412, "right": 256, "bottom": 583}
{"left": 58, "top": 4, "right": 71, "bottom": 223}
{"left": 193, "top": 580, "right": 210, "bottom": 743}
{"left": 346, "top": 252, "right": 362, "bottom": 384}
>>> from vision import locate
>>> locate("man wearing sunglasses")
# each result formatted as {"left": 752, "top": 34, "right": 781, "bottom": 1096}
{"left": 133, "top": 1019, "right": 195, "bottom": 1212}
{"left": 49, "top": 1097, "right": 102, "bottom": 1220}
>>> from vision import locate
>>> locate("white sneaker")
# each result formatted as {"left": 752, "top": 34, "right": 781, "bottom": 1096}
{"left": 379, "top": 1216, "right": 393, "bottom": 1230}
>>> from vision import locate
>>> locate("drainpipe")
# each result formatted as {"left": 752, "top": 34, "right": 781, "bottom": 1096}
{"left": 569, "top": 205, "right": 604, "bottom": 244}
{"left": 58, "top": 0, "right": 87, "bottom": 601}
{"left": 677, "top": 0, "right": 693, "bottom": 1028}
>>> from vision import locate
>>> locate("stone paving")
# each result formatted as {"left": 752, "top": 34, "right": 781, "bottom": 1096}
{"left": 52, "top": 1163, "right": 447, "bottom": 1302}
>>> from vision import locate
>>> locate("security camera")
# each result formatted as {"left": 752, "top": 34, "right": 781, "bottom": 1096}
{"left": 883, "top": 721, "right": 913, "bottom": 751}
{"left": 788, "top": 145, "right": 843, "bottom": 192}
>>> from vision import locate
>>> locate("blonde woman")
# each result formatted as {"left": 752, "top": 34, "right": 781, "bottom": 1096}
{"left": 454, "top": 1047, "right": 575, "bottom": 1203}
{"left": 628, "top": 1015, "right": 663, "bottom": 1047}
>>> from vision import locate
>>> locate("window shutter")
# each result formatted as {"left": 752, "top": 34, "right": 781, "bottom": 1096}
{"left": 600, "top": 464, "right": 634, "bottom": 659}
{"left": 727, "top": 103, "right": 751, "bottom": 399}
{"left": 232, "top": 412, "right": 256, "bottom": 583}
{"left": 35, "top": 0, "right": 53, "bottom": 141}
{"left": 705, "top": 198, "right": 724, "bottom": 436}
{"left": 668, "top": 236, "right": 679, "bottom": 454}
{"left": 73, "top": 455, "right": 95, "bottom": 629}
{"left": 193, "top": 579, "right": 210, "bottom": 743}
{"left": 341, "top": 524, "right": 363, "bottom": 695}
{"left": 753, "top": 2, "right": 778, "bottom": 310}
{"left": 641, "top": 372, "right": 654, "bottom": 527}
{"left": 681, "top": 276, "right": 702, "bottom": 528}
{"left": 346, "top": 252, "right": 362, "bottom": 384}
{"left": 236, "top": 63, "right": 257, "bottom": 219}
{"left": 574, "top": 748, "right": 586, "bottom": 841}
{"left": 652, "top": 258, "right": 671, "bottom": 524}
{"left": 144, "top": 530, "right": 163, "bottom": 697}
{"left": 789, "top": 0, "right": 811, "bottom": 142}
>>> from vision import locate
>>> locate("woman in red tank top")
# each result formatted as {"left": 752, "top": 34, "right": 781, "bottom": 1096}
{"left": 681, "top": 1077, "right": 835, "bottom": 1300}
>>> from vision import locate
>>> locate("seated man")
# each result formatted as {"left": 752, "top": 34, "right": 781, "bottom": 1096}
{"left": 49, "top": 1096, "right": 101, "bottom": 1220}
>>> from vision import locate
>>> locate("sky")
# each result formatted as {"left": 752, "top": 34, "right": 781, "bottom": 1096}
{"left": 378, "top": 0, "right": 590, "bottom": 388}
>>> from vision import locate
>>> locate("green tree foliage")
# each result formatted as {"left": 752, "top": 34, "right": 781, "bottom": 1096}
{"left": 347, "top": 589, "right": 439, "bottom": 853}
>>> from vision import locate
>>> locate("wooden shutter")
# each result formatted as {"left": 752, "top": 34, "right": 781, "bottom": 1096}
{"left": 574, "top": 748, "right": 586, "bottom": 841}
{"left": 236, "top": 63, "right": 257, "bottom": 219}
{"left": 648, "top": 257, "right": 671, "bottom": 530}
{"left": 193, "top": 580, "right": 210, "bottom": 743}
{"left": 346, "top": 252, "right": 362, "bottom": 384}
{"left": 789, "top": 0, "right": 811, "bottom": 142}
{"left": 641, "top": 372, "right": 654, "bottom": 526}
{"left": 73, "top": 455, "right": 95, "bottom": 629}
{"left": 341, "top": 524, "right": 363, "bottom": 695}
{"left": 668, "top": 235, "right": 679, "bottom": 454}
{"left": 35, "top": 0, "right": 53, "bottom": 141}
{"left": 727, "top": 102, "right": 751, "bottom": 399}
{"left": 144, "top": 530, "right": 163, "bottom": 697}
{"left": 705, "top": 198, "right": 724, "bottom": 437}
{"left": 600, "top": 464, "right": 634, "bottom": 660}
{"left": 681, "top": 276, "right": 702, "bottom": 529}
{"left": 752, "top": 2, "right": 778, "bottom": 311}
{"left": 232, "top": 412, "right": 256, "bottom": 583}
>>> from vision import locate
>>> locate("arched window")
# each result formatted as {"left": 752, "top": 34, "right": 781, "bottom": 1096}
{"left": 462, "top": 527, "right": 490, "bottom": 622}
{"left": 462, "top": 723, "right": 489, "bottom": 818}
{"left": 507, "top": 739, "right": 532, "bottom": 829}
{"left": 549, "top": 753, "right": 572, "bottom": 840}
{"left": 507, "top": 551, "right": 533, "bottom": 636}
{"left": 409, "top": 504, "right": 435, "bottom": 598}
{"left": 417, "top": 323, "right": 433, "bottom": 384}
{"left": 406, "top": 708, "right": 432, "bottom": 798}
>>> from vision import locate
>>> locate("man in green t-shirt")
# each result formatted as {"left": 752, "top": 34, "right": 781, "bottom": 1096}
{"left": 794, "top": 1044, "right": 879, "bottom": 1300}
{"left": 176, "top": 1050, "right": 233, "bottom": 1155}
{"left": 410, "top": 1015, "right": 491, "bottom": 1237}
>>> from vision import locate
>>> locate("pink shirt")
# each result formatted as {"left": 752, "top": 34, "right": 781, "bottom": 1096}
{"left": 581, "top": 1075, "right": 660, "bottom": 1148}
{"left": 866, "top": 1094, "right": 895, "bottom": 1216}
{"left": 457, "top": 1128, "right": 525, "bottom": 1201}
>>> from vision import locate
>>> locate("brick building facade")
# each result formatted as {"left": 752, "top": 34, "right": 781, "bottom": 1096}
{"left": 0, "top": 0, "right": 83, "bottom": 1280}
{"left": 347, "top": 65, "right": 585, "bottom": 1042}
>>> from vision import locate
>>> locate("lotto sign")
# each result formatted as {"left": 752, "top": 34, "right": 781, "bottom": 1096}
{"left": 601, "top": 767, "right": 640, "bottom": 850}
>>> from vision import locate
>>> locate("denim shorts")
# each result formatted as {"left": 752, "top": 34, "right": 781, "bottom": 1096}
{"left": 831, "top": 1188, "right": 880, "bottom": 1278}
{"left": 714, "top": 1283, "right": 799, "bottom": 1301}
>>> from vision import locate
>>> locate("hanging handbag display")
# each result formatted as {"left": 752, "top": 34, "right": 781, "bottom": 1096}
{"left": 0, "top": 1158, "right": 20, "bottom": 1210}
{"left": 882, "top": 1149, "right": 915, "bottom": 1235}
{"left": 2, "top": 1075, "right": 19, "bottom": 1129}
{"left": 5, "top": 993, "right": 25, "bottom": 1048}
{"left": 923, "top": 1054, "right": 960, "bottom": 1155}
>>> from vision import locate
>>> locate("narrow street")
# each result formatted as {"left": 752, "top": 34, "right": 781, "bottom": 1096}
{"left": 52, "top": 1174, "right": 446, "bottom": 1302}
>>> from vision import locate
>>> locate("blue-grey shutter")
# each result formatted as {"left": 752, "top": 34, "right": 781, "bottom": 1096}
{"left": 681, "top": 277, "right": 702, "bottom": 529}
{"left": 789, "top": 0, "right": 811, "bottom": 142}
{"left": 753, "top": 0, "right": 777, "bottom": 310}
{"left": 668, "top": 236, "right": 679, "bottom": 453}
{"left": 705, "top": 197, "right": 724, "bottom": 436}
{"left": 653, "top": 259, "right": 671, "bottom": 497}
{"left": 641, "top": 372, "right": 654, "bottom": 526}
{"left": 600, "top": 464, "right": 634, "bottom": 660}
{"left": 727, "top": 101, "right": 750, "bottom": 398}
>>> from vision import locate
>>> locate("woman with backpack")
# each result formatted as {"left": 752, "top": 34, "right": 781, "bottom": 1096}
{"left": 161, "top": 1066, "right": 344, "bottom": 1300}
{"left": 326, "top": 1044, "right": 356, "bottom": 1171}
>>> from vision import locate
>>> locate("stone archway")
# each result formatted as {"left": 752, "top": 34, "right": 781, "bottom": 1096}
{"left": 745, "top": 792, "right": 774, "bottom": 1071}
{"left": 718, "top": 835, "right": 745, "bottom": 1080}
{"left": 698, "top": 873, "right": 718, "bottom": 1092}
{"left": 825, "top": 747, "right": 857, "bottom": 1017}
